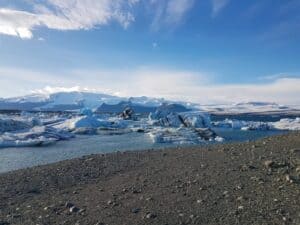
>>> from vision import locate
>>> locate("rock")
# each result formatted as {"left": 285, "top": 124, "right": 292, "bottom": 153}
{"left": 132, "top": 189, "right": 141, "bottom": 194}
{"left": 0, "top": 221, "right": 10, "bottom": 225}
{"left": 264, "top": 160, "right": 274, "bottom": 168}
{"left": 145, "top": 213, "right": 157, "bottom": 219}
{"left": 238, "top": 206, "right": 244, "bottom": 211}
{"left": 107, "top": 200, "right": 113, "bottom": 205}
{"left": 291, "top": 149, "right": 300, "bottom": 154}
{"left": 65, "top": 202, "right": 74, "bottom": 208}
{"left": 145, "top": 197, "right": 153, "bottom": 201}
{"left": 69, "top": 206, "right": 80, "bottom": 213}
{"left": 237, "top": 196, "right": 243, "bottom": 201}
{"left": 285, "top": 175, "right": 293, "bottom": 183}
{"left": 131, "top": 208, "right": 141, "bottom": 214}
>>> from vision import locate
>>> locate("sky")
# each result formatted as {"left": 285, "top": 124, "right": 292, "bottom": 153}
{"left": 0, "top": 0, "right": 300, "bottom": 104}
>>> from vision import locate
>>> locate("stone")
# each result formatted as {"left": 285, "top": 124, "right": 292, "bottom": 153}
{"left": 65, "top": 202, "right": 74, "bottom": 208}
{"left": 145, "top": 213, "right": 156, "bottom": 219}
{"left": 131, "top": 208, "right": 141, "bottom": 214}
{"left": 264, "top": 160, "right": 274, "bottom": 168}
{"left": 107, "top": 200, "right": 113, "bottom": 205}
{"left": 69, "top": 206, "right": 80, "bottom": 213}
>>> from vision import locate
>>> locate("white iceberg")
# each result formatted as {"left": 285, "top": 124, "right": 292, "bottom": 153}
{"left": 148, "top": 127, "right": 221, "bottom": 144}
{"left": 212, "top": 119, "right": 271, "bottom": 130}
{"left": 149, "top": 103, "right": 210, "bottom": 128}
{"left": 0, "top": 126, "right": 74, "bottom": 148}
{"left": 180, "top": 111, "right": 211, "bottom": 128}
{"left": 55, "top": 115, "right": 110, "bottom": 130}
{"left": 272, "top": 118, "right": 300, "bottom": 131}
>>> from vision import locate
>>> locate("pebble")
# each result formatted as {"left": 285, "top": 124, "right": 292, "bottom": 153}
{"left": 107, "top": 200, "right": 113, "bottom": 205}
{"left": 223, "top": 191, "right": 229, "bottom": 196}
{"left": 145, "top": 213, "right": 156, "bottom": 219}
{"left": 131, "top": 208, "right": 141, "bottom": 214}
{"left": 264, "top": 160, "right": 274, "bottom": 168}
{"left": 69, "top": 206, "right": 80, "bottom": 213}
{"left": 0, "top": 221, "right": 10, "bottom": 225}
{"left": 285, "top": 175, "right": 292, "bottom": 182}
{"left": 145, "top": 197, "right": 153, "bottom": 201}
{"left": 65, "top": 202, "right": 74, "bottom": 208}
{"left": 237, "top": 196, "right": 243, "bottom": 201}
{"left": 238, "top": 206, "right": 244, "bottom": 210}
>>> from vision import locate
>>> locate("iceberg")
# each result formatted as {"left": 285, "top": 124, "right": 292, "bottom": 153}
{"left": 55, "top": 116, "right": 110, "bottom": 130}
{"left": 0, "top": 126, "right": 74, "bottom": 148}
{"left": 272, "top": 118, "right": 300, "bottom": 131}
{"left": 212, "top": 119, "right": 271, "bottom": 130}
{"left": 148, "top": 127, "right": 221, "bottom": 144}
{"left": 148, "top": 103, "right": 209, "bottom": 128}
{"left": 0, "top": 118, "right": 31, "bottom": 133}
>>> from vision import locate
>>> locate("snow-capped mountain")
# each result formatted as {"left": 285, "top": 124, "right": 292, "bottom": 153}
{"left": 0, "top": 91, "right": 299, "bottom": 115}
{"left": 0, "top": 92, "right": 170, "bottom": 112}
{"left": 199, "top": 101, "right": 298, "bottom": 114}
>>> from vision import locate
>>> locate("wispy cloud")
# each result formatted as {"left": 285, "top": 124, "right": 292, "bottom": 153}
{"left": 0, "top": 0, "right": 197, "bottom": 39}
{"left": 211, "top": 0, "right": 230, "bottom": 17}
{"left": 1, "top": 66, "right": 300, "bottom": 105}
{"left": 150, "top": 0, "right": 195, "bottom": 31}
{"left": 260, "top": 73, "right": 300, "bottom": 81}
{"left": 0, "top": 0, "right": 138, "bottom": 39}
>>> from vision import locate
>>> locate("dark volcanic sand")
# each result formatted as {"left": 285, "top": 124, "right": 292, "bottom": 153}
{"left": 0, "top": 133, "right": 300, "bottom": 225}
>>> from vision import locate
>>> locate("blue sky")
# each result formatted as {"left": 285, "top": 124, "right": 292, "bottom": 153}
{"left": 0, "top": 0, "right": 300, "bottom": 104}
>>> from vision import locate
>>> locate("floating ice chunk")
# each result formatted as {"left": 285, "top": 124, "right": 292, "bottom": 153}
{"left": 56, "top": 116, "right": 110, "bottom": 130}
{"left": 272, "top": 117, "right": 300, "bottom": 130}
{"left": 215, "top": 136, "right": 225, "bottom": 142}
{"left": 0, "top": 136, "right": 58, "bottom": 148}
{"left": 149, "top": 103, "right": 211, "bottom": 128}
{"left": 148, "top": 127, "right": 218, "bottom": 144}
{"left": 0, "top": 118, "right": 31, "bottom": 133}
{"left": 213, "top": 119, "right": 271, "bottom": 130}
{"left": 0, "top": 126, "right": 73, "bottom": 148}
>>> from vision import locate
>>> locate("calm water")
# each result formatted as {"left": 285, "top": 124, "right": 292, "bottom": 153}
{"left": 0, "top": 129, "right": 284, "bottom": 173}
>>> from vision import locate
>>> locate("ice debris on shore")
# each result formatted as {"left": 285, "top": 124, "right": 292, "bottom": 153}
{"left": 1, "top": 100, "right": 299, "bottom": 148}
{"left": 212, "top": 119, "right": 272, "bottom": 130}
{"left": 212, "top": 118, "right": 300, "bottom": 131}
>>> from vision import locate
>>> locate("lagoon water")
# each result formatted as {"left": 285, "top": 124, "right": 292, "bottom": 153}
{"left": 0, "top": 128, "right": 284, "bottom": 173}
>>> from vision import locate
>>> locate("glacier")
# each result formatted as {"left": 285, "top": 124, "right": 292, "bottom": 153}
{"left": 0, "top": 91, "right": 299, "bottom": 148}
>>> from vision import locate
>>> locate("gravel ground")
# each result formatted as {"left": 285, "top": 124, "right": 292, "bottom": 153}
{"left": 0, "top": 132, "right": 300, "bottom": 225}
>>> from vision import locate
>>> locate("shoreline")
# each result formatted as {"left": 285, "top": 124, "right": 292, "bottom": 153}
{"left": 0, "top": 132, "right": 300, "bottom": 224}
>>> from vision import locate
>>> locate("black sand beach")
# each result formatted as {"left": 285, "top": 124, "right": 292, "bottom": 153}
{"left": 1, "top": 132, "right": 300, "bottom": 225}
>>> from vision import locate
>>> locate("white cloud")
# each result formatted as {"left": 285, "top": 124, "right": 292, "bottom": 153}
{"left": 150, "top": 0, "right": 194, "bottom": 30}
{"left": 1, "top": 67, "right": 300, "bottom": 105}
{"left": 211, "top": 0, "right": 230, "bottom": 17}
{"left": 0, "top": 0, "right": 197, "bottom": 38}
{"left": 0, "top": 0, "right": 138, "bottom": 39}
